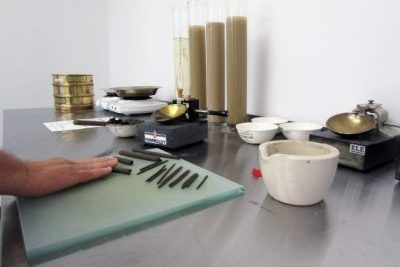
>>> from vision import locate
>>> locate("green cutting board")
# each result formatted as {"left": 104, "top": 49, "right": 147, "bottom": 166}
{"left": 17, "top": 149, "right": 244, "bottom": 265}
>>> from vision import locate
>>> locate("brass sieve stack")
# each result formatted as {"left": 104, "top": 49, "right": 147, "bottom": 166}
{"left": 52, "top": 74, "right": 94, "bottom": 113}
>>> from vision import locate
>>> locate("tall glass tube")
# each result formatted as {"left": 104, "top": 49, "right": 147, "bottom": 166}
{"left": 172, "top": 1, "right": 190, "bottom": 101}
{"left": 188, "top": 0, "right": 207, "bottom": 109}
{"left": 226, "top": 0, "right": 247, "bottom": 125}
{"left": 206, "top": 0, "right": 226, "bottom": 123}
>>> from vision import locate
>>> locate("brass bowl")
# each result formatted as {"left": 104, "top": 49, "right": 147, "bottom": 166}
{"left": 158, "top": 104, "right": 187, "bottom": 118}
{"left": 151, "top": 104, "right": 187, "bottom": 123}
{"left": 326, "top": 113, "right": 376, "bottom": 135}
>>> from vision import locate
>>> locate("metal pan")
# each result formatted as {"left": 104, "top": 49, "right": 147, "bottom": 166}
{"left": 102, "top": 88, "right": 118, "bottom": 97}
{"left": 151, "top": 104, "right": 229, "bottom": 123}
{"left": 111, "top": 86, "right": 160, "bottom": 98}
{"left": 326, "top": 112, "right": 376, "bottom": 135}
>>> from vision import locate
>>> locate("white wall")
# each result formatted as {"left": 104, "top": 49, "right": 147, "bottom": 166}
{"left": 109, "top": 0, "right": 400, "bottom": 123}
{"left": 251, "top": 0, "right": 400, "bottom": 123}
{"left": 0, "top": 0, "right": 110, "bottom": 147}
{"left": 107, "top": 0, "right": 176, "bottom": 101}
{"left": 2, "top": 0, "right": 400, "bottom": 148}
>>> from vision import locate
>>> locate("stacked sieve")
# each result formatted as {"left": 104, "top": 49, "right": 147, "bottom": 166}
{"left": 52, "top": 74, "right": 94, "bottom": 113}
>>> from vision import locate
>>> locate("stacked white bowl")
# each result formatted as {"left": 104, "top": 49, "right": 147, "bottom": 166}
{"left": 236, "top": 116, "right": 323, "bottom": 143}
{"left": 279, "top": 122, "right": 323, "bottom": 141}
{"left": 236, "top": 122, "right": 278, "bottom": 144}
{"left": 236, "top": 116, "right": 290, "bottom": 144}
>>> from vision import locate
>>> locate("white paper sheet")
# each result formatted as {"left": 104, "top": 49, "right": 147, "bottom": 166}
{"left": 44, "top": 117, "right": 111, "bottom": 132}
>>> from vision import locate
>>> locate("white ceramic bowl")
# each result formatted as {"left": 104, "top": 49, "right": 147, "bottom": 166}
{"left": 280, "top": 122, "right": 322, "bottom": 141}
{"left": 107, "top": 124, "right": 139, "bottom": 138}
{"left": 251, "top": 116, "right": 289, "bottom": 125}
{"left": 259, "top": 140, "right": 339, "bottom": 205}
{"left": 251, "top": 116, "right": 290, "bottom": 134}
{"left": 236, "top": 122, "right": 278, "bottom": 144}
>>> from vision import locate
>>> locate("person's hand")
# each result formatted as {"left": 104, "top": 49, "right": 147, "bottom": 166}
{"left": 7, "top": 157, "right": 118, "bottom": 197}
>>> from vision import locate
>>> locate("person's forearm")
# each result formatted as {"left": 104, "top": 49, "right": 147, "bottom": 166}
{"left": 0, "top": 150, "right": 28, "bottom": 195}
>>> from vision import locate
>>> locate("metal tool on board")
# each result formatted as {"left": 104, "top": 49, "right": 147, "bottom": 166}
{"left": 137, "top": 160, "right": 168, "bottom": 175}
{"left": 112, "top": 166, "right": 132, "bottom": 175}
{"left": 169, "top": 170, "right": 191, "bottom": 188}
{"left": 115, "top": 156, "right": 134, "bottom": 166}
{"left": 310, "top": 100, "right": 399, "bottom": 171}
{"left": 119, "top": 150, "right": 161, "bottom": 162}
{"left": 131, "top": 149, "right": 181, "bottom": 159}
{"left": 145, "top": 166, "right": 167, "bottom": 183}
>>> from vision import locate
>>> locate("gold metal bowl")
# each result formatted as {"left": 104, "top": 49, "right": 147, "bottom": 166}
{"left": 159, "top": 104, "right": 187, "bottom": 118}
{"left": 326, "top": 113, "right": 376, "bottom": 135}
{"left": 151, "top": 104, "right": 187, "bottom": 123}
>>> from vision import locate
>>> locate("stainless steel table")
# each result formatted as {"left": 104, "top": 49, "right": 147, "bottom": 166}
{"left": 2, "top": 108, "right": 400, "bottom": 267}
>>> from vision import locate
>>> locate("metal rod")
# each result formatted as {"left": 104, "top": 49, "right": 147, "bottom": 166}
{"left": 158, "top": 166, "right": 183, "bottom": 188}
{"left": 194, "top": 110, "right": 229, "bottom": 117}
{"left": 112, "top": 166, "right": 132, "bottom": 175}
{"left": 157, "top": 163, "right": 176, "bottom": 185}
{"left": 169, "top": 170, "right": 191, "bottom": 188}
{"left": 131, "top": 149, "right": 181, "bottom": 160}
{"left": 115, "top": 156, "right": 134, "bottom": 166}
{"left": 196, "top": 175, "right": 209, "bottom": 190}
{"left": 384, "top": 122, "right": 400, "bottom": 128}
{"left": 181, "top": 173, "right": 199, "bottom": 189}
{"left": 137, "top": 160, "right": 168, "bottom": 175}
{"left": 145, "top": 165, "right": 167, "bottom": 183}
{"left": 73, "top": 119, "right": 107, "bottom": 126}
{"left": 119, "top": 150, "right": 161, "bottom": 162}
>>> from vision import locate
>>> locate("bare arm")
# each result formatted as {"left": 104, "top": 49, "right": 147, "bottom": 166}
{"left": 0, "top": 151, "right": 117, "bottom": 197}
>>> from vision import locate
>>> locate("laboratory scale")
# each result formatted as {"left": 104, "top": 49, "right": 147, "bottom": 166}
{"left": 138, "top": 98, "right": 228, "bottom": 149}
{"left": 310, "top": 100, "right": 399, "bottom": 171}
{"left": 98, "top": 86, "right": 167, "bottom": 115}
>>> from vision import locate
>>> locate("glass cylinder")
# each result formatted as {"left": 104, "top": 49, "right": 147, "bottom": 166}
{"left": 226, "top": 0, "right": 247, "bottom": 125}
{"left": 188, "top": 0, "right": 207, "bottom": 109}
{"left": 205, "top": 0, "right": 226, "bottom": 122}
{"left": 172, "top": 1, "right": 190, "bottom": 101}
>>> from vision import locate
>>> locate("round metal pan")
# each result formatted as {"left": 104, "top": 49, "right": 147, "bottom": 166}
{"left": 112, "top": 86, "right": 160, "bottom": 98}
{"left": 326, "top": 112, "right": 376, "bottom": 135}
{"left": 102, "top": 88, "right": 118, "bottom": 97}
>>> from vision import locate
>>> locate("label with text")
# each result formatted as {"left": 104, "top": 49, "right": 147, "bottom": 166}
{"left": 144, "top": 131, "right": 167, "bottom": 145}
{"left": 349, "top": 144, "right": 366, "bottom": 156}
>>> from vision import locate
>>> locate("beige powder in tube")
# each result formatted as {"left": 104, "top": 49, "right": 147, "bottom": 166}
{"left": 189, "top": 25, "right": 207, "bottom": 109}
{"left": 206, "top": 22, "right": 225, "bottom": 123}
{"left": 226, "top": 16, "right": 247, "bottom": 125}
